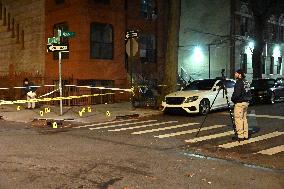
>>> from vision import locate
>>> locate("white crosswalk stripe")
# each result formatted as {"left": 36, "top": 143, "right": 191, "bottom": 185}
{"left": 256, "top": 145, "right": 284, "bottom": 155}
{"left": 89, "top": 119, "right": 157, "bottom": 130}
{"left": 185, "top": 131, "right": 234, "bottom": 143}
{"left": 154, "top": 125, "right": 226, "bottom": 139}
{"left": 131, "top": 122, "right": 199, "bottom": 135}
{"left": 74, "top": 119, "right": 138, "bottom": 128}
{"left": 108, "top": 121, "right": 179, "bottom": 132}
{"left": 218, "top": 131, "right": 284, "bottom": 149}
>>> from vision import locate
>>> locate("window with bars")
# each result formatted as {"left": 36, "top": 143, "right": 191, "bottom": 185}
{"left": 90, "top": 23, "right": 113, "bottom": 59}
{"left": 53, "top": 22, "right": 69, "bottom": 59}
{"left": 139, "top": 33, "right": 156, "bottom": 63}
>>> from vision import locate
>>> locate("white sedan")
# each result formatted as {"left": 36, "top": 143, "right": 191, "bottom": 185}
{"left": 161, "top": 79, "right": 236, "bottom": 115}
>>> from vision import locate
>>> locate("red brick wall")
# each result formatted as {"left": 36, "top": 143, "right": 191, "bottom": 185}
{"left": 45, "top": 0, "right": 168, "bottom": 88}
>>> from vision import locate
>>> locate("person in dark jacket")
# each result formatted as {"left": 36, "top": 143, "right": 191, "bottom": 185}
{"left": 22, "top": 78, "right": 37, "bottom": 109}
{"left": 231, "top": 69, "right": 251, "bottom": 141}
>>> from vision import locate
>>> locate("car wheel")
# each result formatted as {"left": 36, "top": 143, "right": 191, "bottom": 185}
{"left": 269, "top": 92, "right": 275, "bottom": 104}
{"left": 199, "top": 99, "right": 210, "bottom": 115}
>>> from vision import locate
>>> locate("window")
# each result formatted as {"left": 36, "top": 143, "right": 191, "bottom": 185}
{"left": 90, "top": 23, "right": 113, "bottom": 59}
{"left": 240, "top": 3, "right": 253, "bottom": 36}
{"left": 241, "top": 53, "right": 247, "bottom": 73}
{"left": 141, "top": 0, "right": 157, "bottom": 20}
{"left": 93, "top": 0, "right": 110, "bottom": 4}
{"left": 224, "top": 80, "right": 235, "bottom": 88}
{"left": 270, "top": 56, "right": 274, "bottom": 74}
{"left": 262, "top": 56, "right": 266, "bottom": 74}
{"left": 53, "top": 22, "right": 69, "bottom": 59}
{"left": 277, "top": 57, "right": 282, "bottom": 74}
{"left": 139, "top": 33, "right": 156, "bottom": 63}
{"left": 55, "top": 0, "right": 65, "bottom": 4}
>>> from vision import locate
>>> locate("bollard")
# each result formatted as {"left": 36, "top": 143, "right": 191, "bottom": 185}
{"left": 88, "top": 106, "right": 92, "bottom": 113}
{"left": 40, "top": 111, "right": 44, "bottom": 117}
{"left": 17, "top": 106, "right": 21, "bottom": 111}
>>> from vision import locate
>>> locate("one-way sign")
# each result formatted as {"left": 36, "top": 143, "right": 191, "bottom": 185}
{"left": 47, "top": 45, "right": 69, "bottom": 52}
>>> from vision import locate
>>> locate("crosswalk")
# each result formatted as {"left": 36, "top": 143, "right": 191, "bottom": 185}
{"left": 73, "top": 119, "right": 284, "bottom": 156}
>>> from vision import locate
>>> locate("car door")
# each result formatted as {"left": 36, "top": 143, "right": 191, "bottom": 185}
{"left": 211, "top": 80, "right": 227, "bottom": 108}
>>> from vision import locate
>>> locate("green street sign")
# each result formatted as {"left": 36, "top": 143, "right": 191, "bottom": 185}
{"left": 62, "top": 31, "right": 76, "bottom": 37}
{"left": 48, "top": 37, "right": 59, "bottom": 44}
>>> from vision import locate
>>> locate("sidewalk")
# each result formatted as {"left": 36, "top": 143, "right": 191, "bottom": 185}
{"left": 0, "top": 102, "right": 162, "bottom": 124}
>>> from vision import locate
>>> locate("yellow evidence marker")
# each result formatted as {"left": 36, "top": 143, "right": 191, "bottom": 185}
{"left": 17, "top": 106, "right": 21, "bottom": 111}
{"left": 79, "top": 111, "right": 83, "bottom": 117}
{"left": 81, "top": 107, "right": 86, "bottom": 113}
{"left": 87, "top": 107, "right": 92, "bottom": 113}
{"left": 40, "top": 111, "right": 44, "bottom": 117}
{"left": 52, "top": 122, "right": 58, "bottom": 129}
{"left": 45, "top": 107, "right": 51, "bottom": 113}
{"left": 106, "top": 111, "right": 111, "bottom": 117}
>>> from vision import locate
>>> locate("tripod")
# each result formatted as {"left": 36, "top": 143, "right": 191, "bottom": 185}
{"left": 195, "top": 80, "right": 237, "bottom": 138}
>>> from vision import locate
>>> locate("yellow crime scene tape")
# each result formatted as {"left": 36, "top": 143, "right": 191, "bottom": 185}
{"left": 0, "top": 92, "right": 116, "bottom": 105}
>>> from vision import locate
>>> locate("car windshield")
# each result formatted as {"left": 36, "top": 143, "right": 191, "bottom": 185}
{"left": 251, "top": 79, "right": 275, "bottom": 89}
{"left": 182, "top": 79, "right": 217, "bottom": 91}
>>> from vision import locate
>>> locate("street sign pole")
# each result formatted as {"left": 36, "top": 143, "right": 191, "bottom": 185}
{"left": 59, "top": 51, "right": 63, "bottom": 116}
{"left": 130, "top": 38, "right": 135, "bottom": 109}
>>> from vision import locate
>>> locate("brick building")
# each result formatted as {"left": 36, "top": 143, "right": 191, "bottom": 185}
{"left": 0, "top": 0, "right": 168, "bottom": 99}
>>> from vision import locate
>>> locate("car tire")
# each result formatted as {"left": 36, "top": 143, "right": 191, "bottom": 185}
{"left": 269, "top": 92, "right": 275, "bottom": 104}
{"left": 199, "top": 99, "right": 210, "bottom": 115}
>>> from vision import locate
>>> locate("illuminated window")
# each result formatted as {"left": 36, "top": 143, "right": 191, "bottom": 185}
{"left": 90, "top": 23, "right": 113, "bottom": 59}
{"left": 139, "top": 33, "right": 156, "bottom": 63}
{"left": 55, "top": 0, "right": 65, "bottom": 4}
{"left": 53, "top": 22, "right": 69, "bottom": 59}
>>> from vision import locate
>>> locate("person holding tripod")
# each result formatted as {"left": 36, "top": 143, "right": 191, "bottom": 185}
{"left": 231, "top": 69, "right": 251, "bottom": 141}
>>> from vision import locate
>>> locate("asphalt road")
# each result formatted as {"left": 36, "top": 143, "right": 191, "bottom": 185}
{"left": 0, "top": 102, "right": 283, "bottom": 189}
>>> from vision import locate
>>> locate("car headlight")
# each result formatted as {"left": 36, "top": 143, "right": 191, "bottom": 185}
{"left": 184, "top": 96, "right": 199, "bottom": 103}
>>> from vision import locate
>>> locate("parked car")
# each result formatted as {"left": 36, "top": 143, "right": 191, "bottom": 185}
{"left": 250, "top": 78, "right": 284, "bottom": 104}
{"left": 161, "top": 79, "right": 235, "bottom": 115}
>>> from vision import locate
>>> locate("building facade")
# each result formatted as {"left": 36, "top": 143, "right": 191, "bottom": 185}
{"left": 0, "top": 0, "right": 168, "bottom": 92}
{"left": 45, "top": 0, "right": 168, "bottom": 88}
{"left": 0, "top": 0, "right": 45, "bottom": 76}
{"left": 179, "top": 0, "right": 284, "bottom": 82}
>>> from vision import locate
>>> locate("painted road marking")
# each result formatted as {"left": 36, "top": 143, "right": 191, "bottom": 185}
{"left": 220, "top": 112, "right": 284, "bottom": 120}
{"left": 131, "top": 122, "right": 199, "bottom": 135}
{"left": 108, "top": 120, "right": 178, "bottom": 132}
{"left": 89, "top": 120, "right": 157, "bottom": 130}
{"left": 154, "top": 125, "right": 226, "bottom": 139}
{"left": 185, "top": 131, "right": 234, "bottom": 143}
{"left": 257, "top": 145, "right": 284, "bottom": 155}
{"left": 218, "top": 131, "right": 284, "bottom": 149}
{"left": 74, "top": 119, "right": 138, "bottom": 128}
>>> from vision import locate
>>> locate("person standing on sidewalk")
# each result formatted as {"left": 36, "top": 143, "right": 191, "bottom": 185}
{"left": 231, "top": 69, "right": 252, "bottom": 141}
{"left": 22, "top": 78, "right": 37, "bottom": 109}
